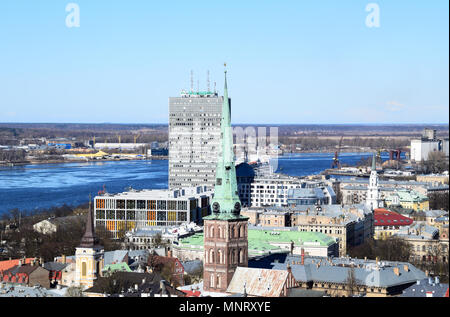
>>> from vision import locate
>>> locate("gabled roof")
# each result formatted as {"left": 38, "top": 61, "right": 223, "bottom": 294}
{"left": 0, "top": 258, "right": 34, "bottom": 271}
{"left": 104, "top": 250, "right": 128, "bottom": 266}
{"left": 43, "top": 262, "right": 69, "bottom": 272}
{"left": 181, "top": 260, "right": 202, "bottom": 275}
{"left": 150, "top": 256, "right": 183, "bottom": 269}
{"left": 2, "top": 264, "right": 42, "bottom": 276}
{"left": 226, "top": 267, "right": 289, "bottom": 297}
{"left": 373, "top": 209, "right": 413, "bottom": 227}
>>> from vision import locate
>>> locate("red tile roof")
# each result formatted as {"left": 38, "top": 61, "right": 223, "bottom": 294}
{"left": 374, "top": 208, "right": 413, "bottom": 227}
{"left": 0, "top": 258, "right": 34, "bottom": 271}
{"left": 181, "top": 290, "right": 201, "bottom": 297}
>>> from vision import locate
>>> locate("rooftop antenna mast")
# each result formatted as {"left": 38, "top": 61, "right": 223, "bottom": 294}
{"left": 207, "top": 70, "right": 210, "bottom": 93}
{"left": 197, "top": 79, "right": 199, "bottom": 93}
{"left": 190, "top": 70, "right": 194, "bottom": 93}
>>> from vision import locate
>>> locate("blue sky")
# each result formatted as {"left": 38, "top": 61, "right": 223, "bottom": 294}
{"left": 0, "top": 0, "right": 448, "bottom": 124}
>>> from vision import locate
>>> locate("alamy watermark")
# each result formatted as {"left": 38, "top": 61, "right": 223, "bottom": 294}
{"left": 65, "top": 3, "right": 80, "bottom": 28}
{"left": 365, "top": 3, "right": 380, "bottom": 28}
{"left": 171, "top": 125, "right": 279, "bottom": 172}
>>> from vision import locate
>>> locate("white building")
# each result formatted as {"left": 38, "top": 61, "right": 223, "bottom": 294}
{"left": 411, "top": 139, "right": 440, "bottom": 162}
{"left": 94, "top": 186, "right": 213, "bottom": 239}
{"left": 365, "top": 154, "right": 383, "bottom": 211}
{"left": 410, "top": 128, "right": 448, "bottom": 162}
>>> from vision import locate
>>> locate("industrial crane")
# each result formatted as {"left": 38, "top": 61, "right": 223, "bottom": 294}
{"left": 331, "top": 136, "right": 344, "bottom": 169}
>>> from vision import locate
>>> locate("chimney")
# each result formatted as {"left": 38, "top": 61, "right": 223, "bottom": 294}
{"left": 286, "top": 264, "right": 292, "bottom": 275}
{"left": 62, "top": 255, "right": 66, "bottom": 264}
{"left": 135, "top": 284, "right": 139, "bottom": 291}
{"left": 142, "top": 278, "right": 146, "bottom": 285}
{"left": 434, "top": 276, "right": 440, "bottom": 284}
{"left": 425, "top": 270, "right": 429, "bottom": 276}
{"left": 167, "top": 249, "right": 173, "bottom": 258}
{"left": 301, "top": 248, "right": 305, "bottom": 265}
{"left": 393, "top": 267, "right": 400, "bottom": 276}
{"left": 403, "top": 264, "right": 409, "bottom": 272}
{"left": 40, "top": 257, "right": 44, "bottom": 266}
{"left": 18, "top": 259, "right": 22, "bottom": 267}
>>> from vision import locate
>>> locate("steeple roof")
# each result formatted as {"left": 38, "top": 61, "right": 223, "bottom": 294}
{"left": 79, "top": 197, "right": 101, "bottom": 248}
{"left": 204, "top": 67, "right": 246, "bottom": 221}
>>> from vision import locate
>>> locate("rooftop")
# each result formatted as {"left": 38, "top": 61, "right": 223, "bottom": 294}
{"left": 373, "top": 208, "right": 413, "bottom": 227}
{"left": 272, "top": 255, "right": 427, "bottom": 289}
{"left": 96, "top": 186, "right": 212, "bottom": 200}
{"left": 226, "top": 267, "right": 289, "bottom": 297}
{"left": 401, "top": 278, "right": 449, "bottom": 297}
{"left": 175, "top": 228, "right": 337, "bottom": 256}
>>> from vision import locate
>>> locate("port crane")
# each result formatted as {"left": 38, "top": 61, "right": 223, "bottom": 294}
{"left": 331, "top": 136, "right": 344, "bottom": 169}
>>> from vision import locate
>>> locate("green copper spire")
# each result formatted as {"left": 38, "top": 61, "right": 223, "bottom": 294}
{"left": 204, "top": 67, "right": 243, "bottom": 220}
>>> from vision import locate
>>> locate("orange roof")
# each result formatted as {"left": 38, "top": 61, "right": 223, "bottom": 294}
{"left": 0, "top": 258, "right": 34, "bottom": 271}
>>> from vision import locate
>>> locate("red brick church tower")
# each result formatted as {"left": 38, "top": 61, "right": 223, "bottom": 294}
{"left": 203, "top": 67, "right": 248, "bottom": 293}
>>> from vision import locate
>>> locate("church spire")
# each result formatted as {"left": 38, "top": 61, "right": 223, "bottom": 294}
{"left": 79, "top": 195, "right": 100, "bottom": 248}
{"left": 207, "top": 66, "right": 242, "bottom": 217}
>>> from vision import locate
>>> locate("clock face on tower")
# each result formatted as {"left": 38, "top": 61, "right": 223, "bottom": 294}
{"left": 233, "top": 202, "right": 241, "bottom": 214}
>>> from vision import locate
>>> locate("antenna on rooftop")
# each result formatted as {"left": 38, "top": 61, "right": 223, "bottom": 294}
{"left": 190, "top": 70, "right": 194, "bottom": 93}
{"left": 197, "top": 79, "right": 199, "bottom": 93}
{"left": 214, "top": 82, "right": 217, "bottom": 94}
{"left": 207, "top": 70, "right": 210, "bottom": 93}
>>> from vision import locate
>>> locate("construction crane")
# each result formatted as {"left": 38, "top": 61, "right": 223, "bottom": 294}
{"left": 134, "top": 133, "right": 141, "bottom": 144}
{"left": 331, "top": 136, "right": 344, "bottom": 169}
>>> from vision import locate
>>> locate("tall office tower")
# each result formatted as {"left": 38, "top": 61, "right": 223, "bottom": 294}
{"left": 203, "top": 69, "right": 249, "bottom": 293}
{"left": 169, "top": 80, "right": 225, "bottom": 190}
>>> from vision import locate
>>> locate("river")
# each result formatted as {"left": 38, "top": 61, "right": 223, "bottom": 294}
{"left": 0, "top": 152, "right": 401, "bottom": 215}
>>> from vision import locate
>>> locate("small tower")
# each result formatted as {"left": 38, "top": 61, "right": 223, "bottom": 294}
{"left": 366, "top": 153, "right": 383, "bottom": 210}
{"left": 75, "top": 196, "right": 104, "bottom": 288}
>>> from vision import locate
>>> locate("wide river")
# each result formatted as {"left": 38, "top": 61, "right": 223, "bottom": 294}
{"left": 0, "top": 152, "right": 400, "bottom": 215}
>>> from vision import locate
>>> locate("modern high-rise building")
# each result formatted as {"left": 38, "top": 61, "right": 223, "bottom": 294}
{"left": 169, "top": 87, "right": 225, "bottom": 190}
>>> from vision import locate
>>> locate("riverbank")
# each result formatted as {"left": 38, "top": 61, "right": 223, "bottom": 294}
{"left": 0, "top": 156, "right": 169, "bottom": 167}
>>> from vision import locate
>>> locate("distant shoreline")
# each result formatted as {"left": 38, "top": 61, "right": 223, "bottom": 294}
{"left": 0, "top": 156, "right": 169, "bottom": 167}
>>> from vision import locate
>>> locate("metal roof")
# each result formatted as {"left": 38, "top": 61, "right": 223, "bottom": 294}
{"left": 226, "top": 267, "right": 289, "bottom": 297}
{"left": 271, "top": 255, "right": 427, "bottom": 288}
{"left": 401, "top": 278, "right": 449, "bottom": 297}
